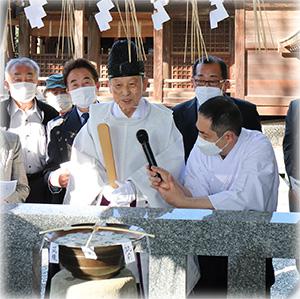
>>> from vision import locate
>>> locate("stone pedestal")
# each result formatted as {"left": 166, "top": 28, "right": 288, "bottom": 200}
{"left": 50, "top": 268, "right": 138, "bottom": 299}
{"left": 2, "top": 204, "right": 299, "bottom": 298}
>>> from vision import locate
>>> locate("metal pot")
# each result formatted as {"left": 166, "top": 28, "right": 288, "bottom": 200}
{"left": 45, "top": 224, "right": 143, "bottom": 280}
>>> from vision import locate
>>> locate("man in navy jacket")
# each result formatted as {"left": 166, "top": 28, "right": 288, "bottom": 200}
{"left": 44, "top": 58, "right": 100, "bottom": 204}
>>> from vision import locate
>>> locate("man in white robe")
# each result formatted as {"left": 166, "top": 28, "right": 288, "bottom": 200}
{"left": 63, "top": 40, "right": 199, "bottom": 295}
{"left": 149, "top": 96, "right": 279, "bottom": 295}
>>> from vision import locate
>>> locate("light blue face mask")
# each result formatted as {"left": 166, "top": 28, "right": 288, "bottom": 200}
{"left": 196, "top": 134, "right": 228, "bottom": 156}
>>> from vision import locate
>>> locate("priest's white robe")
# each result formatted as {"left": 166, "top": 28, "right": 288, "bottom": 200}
{"left": 184, "top": 128, "right": 279, "bottom": 212}
{"left": 63, "top": 98, "right": 200, "bottom": 295}
{"left": 64, "top": 99, "right": 184, "bottom": 207}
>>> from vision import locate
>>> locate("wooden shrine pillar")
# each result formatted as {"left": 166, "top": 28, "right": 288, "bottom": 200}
{"left": 234, "top": 9, "right": 246, "bottom": 99}
{"left": 0, "top": 0, "right": 8, "bottom": 99}
{"left": 153, "top": 27, "right": 163, "bottom": 102}
{"left": 7, "top": 25, "right": 14, "bottom": 59}
{"left": 19, "top": 13, "right": 30, "bottom": 57}
{"left": 73, "top": 3, "right": 85, "bottom": 59}
{"left": 163, "top": 20, "right": 172, "bottom": 81}
{"left": 31, "top": 36, "right": 37, "bottom": 55}
{"left": 88, "top": 14, "right": 100, "bottom": 71}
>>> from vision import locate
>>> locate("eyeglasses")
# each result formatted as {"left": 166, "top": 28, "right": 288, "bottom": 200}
{"left": 193, "top": 79, "right": 225, "bottom": 87}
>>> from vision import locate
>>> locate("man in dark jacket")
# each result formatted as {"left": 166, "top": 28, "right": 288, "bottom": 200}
{"left": 44, "top": 58, "right": 100, "bottom": 204}
{"left": 283, "top": 99, "right": 300, "bottom": 212}
{"left": 1, "top": 57, "right": 58, "bottom": 203}
{"left": 173, "top": 55, "right": 261, "bottom": 161}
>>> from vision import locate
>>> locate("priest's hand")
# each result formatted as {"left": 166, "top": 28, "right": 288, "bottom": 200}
{"left": 49, "top": 168, "right": 70, "bottom": 188}
{"left": 102, "top": 180, "right": 136, "bottom": 207}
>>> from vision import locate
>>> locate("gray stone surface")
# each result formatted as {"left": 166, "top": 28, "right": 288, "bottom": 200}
{"left": 272, "top": 258, "right": 300, "bottom": 298}
{"left": 1, "top": 204, "right": 299, "bottom": 299}
{"left": 149, "top": 254, "right": 186, "bottom": 299}
{"left": 262, "top": 121, "right": 285, "bottom": 147}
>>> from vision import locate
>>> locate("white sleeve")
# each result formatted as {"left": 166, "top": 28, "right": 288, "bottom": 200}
{"left": 183, "top": 146, "right": 211, "bottom": 197}
{"left": 129, "top": 123, "right": 185, "bottom": 208}
{"left": 209, "top": 141, "right": 279, "bottom": 212}
{"left": 63, "top": 124, "right": 107, "bottom": 206}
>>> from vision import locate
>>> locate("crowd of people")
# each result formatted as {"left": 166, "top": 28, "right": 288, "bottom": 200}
{"left": 0, "top": 39, "right": 299, "bottom": 297}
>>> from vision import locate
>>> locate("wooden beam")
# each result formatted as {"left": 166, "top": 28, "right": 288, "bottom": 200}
{"left": 234, "top": 9, "right": 245, "bottom": 99}
{"left": 88, "top": 14, "right": 100, "bottom": 70}
{"left": 18, "top": 13, "right": 30, "bottom": 57}
{"left": 73, "top": 3, "right": 85, "bottom": 59}
{"left": 153, "top": 28, "right": 163, "bottom": 102}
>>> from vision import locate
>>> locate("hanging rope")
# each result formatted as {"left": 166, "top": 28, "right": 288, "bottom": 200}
{"left": 56, "top": 0, "right": 75, "bottom": 59}
{"left": 129, "top": 0, "right": 146, "bottom": 61}
{"left": 115, "top": 0, "right": 146, "bottom": 62}
{"left": 7, "top": 1, "right": 15, "bottom": 55}
{"left": 184, "top": 0, "right": 189, "bottom": 63}
{"left": 184, "top": 0, "right": 208, "bottom": 64}
{"left": 253, "top": 0, "right": 275, "bottom": 51}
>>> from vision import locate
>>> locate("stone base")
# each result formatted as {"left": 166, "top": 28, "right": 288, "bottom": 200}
{"left": 50, "top": 268, "right": 138, "bottom": 299}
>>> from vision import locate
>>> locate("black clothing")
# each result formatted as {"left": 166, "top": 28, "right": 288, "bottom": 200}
{"left": 43, "top": 107, "right": 84, "bottom": 204}
{"left": 172, "top": 96, "right": 262, "bottom": 161}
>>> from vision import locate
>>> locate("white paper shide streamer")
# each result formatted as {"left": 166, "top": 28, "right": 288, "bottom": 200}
{"left": 151, "top": 0, "right": 170, "bottom": 31}
{"left": 95, "top": 0, "right": 115, "bottom": 32}
{"left": 209, "top": 0, "right": 229, "bottom": 29}
{"left": 24, "top": 0, "right": 48, "bottom": 29}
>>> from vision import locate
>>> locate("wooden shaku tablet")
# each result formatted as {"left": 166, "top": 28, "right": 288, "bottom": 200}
{"left": 97, "top": 123, "right": 118, "bottom": 189}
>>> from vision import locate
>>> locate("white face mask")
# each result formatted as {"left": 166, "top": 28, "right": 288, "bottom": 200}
{"left": 46, "top": 93, "right": 72, "bottom": 113}
{"left": 10, "top": 82, "right": 37, "bottom": 103}
{"left": 69, "top": 86, "right": 96, "bottom": 109}
{"left": 196, "top": 134, "right": 228, "bottom": 156}
{"left": 195, "top": 86, "right": 223, "bottom": 106}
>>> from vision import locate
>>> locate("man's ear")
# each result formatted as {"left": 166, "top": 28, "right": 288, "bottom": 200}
{"left": 225, "top": 131, "right": 235, "bottom": 143}
{"left": 191, "top": 77, "right": 197, "bottom": 89}
{"left": 95, "top": 81, "right": 100, "bottom": 91}
{"left": 223, "top": 80, "right": 230, "bottom": 92}
{"left": 4, "top": 80, "right": 10, "bottom": 90}
{"left": 108, "top": 80, "right": 113, "bottom": 94}
{"left": 142, "top": 77, "right": 148, "bottom": 92}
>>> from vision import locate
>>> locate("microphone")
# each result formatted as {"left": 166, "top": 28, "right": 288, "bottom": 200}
{"left": 136, "top": 129, "right": 162, "bottom": 180}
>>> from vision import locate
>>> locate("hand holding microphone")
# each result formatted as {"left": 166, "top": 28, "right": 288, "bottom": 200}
{"left": 136, "top": 129, "right": 162, "bottom": 181}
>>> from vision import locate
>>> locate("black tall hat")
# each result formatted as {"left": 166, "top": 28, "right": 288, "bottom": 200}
{"left": 108, "top": 40, "right": 144, "bottom": 79}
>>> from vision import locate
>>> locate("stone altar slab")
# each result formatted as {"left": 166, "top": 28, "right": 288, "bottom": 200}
{"left": 0, "top": 204, "right": 299, "bottom": 299}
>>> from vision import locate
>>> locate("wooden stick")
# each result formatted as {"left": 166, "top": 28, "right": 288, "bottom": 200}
{"left": 97, "top": 123, "right": 118, "bottom": 189}
{"left": 39, "top": 225, "right": 155, "bottom": 238}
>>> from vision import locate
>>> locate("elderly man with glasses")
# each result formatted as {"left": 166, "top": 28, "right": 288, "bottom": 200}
{"left": 173, "top": 55, "right": 261, "bottom": 161}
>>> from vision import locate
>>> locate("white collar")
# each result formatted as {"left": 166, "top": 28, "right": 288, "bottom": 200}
{"left": 76, "top": 107, "right": 85, "bottom": 118}
{"left": 10, "top": 99, "right": 40, "bottom": 118}
{"left": 112, "top": 98, "right": 148, "bottom": 119}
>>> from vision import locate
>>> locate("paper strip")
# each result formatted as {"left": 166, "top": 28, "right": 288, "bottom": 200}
{"left": 49, "top": 242, "right": 59, "bottom": 264}
{"left": 122, "top": 242, "right": 135, "bottom": 264}
{"left": 209, "top": 0, "right": 229, "bottom": 29}
{"left": 81, "top": 246, "right": 98, "bottom": 260}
